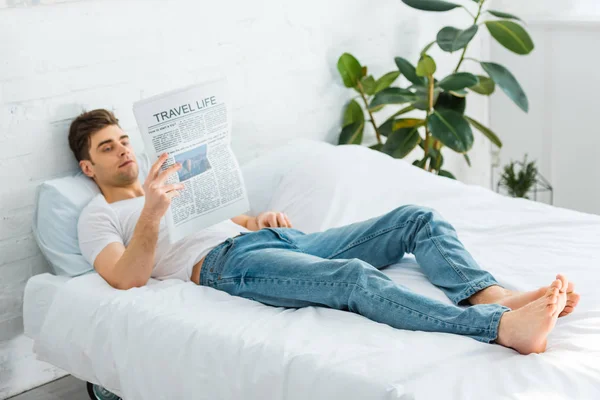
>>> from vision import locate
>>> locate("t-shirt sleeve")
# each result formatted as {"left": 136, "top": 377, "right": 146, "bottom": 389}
{"left": 77, "top": 200, "right": 124, "bottom": 267}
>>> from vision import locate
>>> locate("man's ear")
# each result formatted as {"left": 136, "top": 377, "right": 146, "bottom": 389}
{"left": 80, "top": 160, "right": 95, "bottom": 179}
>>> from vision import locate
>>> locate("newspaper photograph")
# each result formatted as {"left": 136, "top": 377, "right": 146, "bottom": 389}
{"left": 132, "top": 79, "right": 250, "bottom": 243}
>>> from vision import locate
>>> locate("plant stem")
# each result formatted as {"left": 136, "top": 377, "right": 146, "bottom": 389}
{"left": 424, "top": 75, "right": 435, "bottom": 157}
{"left": 454, "top": 0, "right": 486, "bottom": 73}
{"left": 462, "top": 6, "right": 476, "bottom": 19}
{"left": 356, "top": 81, "right": 382, "bottom": 144}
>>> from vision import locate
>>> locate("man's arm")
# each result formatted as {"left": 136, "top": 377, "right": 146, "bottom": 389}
{"left": 93, "top": 210, "right": 161, "bottom": 290}
{"left": 230, "top": 214, "right": 255, "bottom": 230}
{"left": 93, "top": 153, "right": 183, "bottom": 290}
{"left": 231, "top": 212, "right": 292, "bottom": 231}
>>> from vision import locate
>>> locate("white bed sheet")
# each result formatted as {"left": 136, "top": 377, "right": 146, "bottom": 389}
{"left": 25, "top": 140, "right": 600, "bottom": 399}
{"left": 22, "top": 273, "right": 69, "bottom": 341}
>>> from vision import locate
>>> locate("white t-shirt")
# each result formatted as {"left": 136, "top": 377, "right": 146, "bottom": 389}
{"left": 77, "top": 193, "right": 250, "bottom": 282}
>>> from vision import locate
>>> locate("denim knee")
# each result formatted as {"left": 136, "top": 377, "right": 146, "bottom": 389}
{"left": 396, "top": 204, "right": 442, "bottom": 223}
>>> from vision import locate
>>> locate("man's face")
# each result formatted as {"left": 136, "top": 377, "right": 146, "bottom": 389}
{"left": 80, "top": 125, "right": 139, "bottom": 188}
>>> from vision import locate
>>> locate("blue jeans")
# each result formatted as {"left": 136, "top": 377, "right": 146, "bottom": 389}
{"left": 199, "top": 205, "right": 510, "bottom": 343}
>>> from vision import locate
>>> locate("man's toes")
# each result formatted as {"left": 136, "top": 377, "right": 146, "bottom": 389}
{"left": 545, "top": 286, "right": 559, "bottom": 305}
{"left": 559, "top": 306, "right": 575, "bottom": 317}
{"left": 565, "top": 281, "right": 575, "bottom": 294}
{"left": 556, "top": 274, "right": 569, "bottom": 293}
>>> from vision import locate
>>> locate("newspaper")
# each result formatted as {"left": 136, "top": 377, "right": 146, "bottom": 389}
{"left": 133, "top": 79, "right": 250, "bottom": 244}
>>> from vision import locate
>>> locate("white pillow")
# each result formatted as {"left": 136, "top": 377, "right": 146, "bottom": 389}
{"left": 32, "top": 154, "right": 151, "bottom": 277}
{"left": 241, "top": 138, "right": 335, "bottom": 215}
{"left": 266, "top": 143, "right": 465, "bottom": 234}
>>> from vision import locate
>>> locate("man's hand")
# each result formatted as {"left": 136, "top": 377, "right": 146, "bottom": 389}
{"left": 247, "top": 211, "right": 293, "bottom": 230}
{"left": 142, "top": 153, "right": 185, "bottom": 219}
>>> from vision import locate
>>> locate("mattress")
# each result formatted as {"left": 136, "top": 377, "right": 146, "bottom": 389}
{"left": 22, "top": 273, "right": 70, "bottom": 341}
{"left": 24, "top": 140, "right": 600, "bottom": 399}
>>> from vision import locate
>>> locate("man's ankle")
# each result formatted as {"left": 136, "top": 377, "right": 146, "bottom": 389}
{"left": 468, "top": 285, "right": 507, "bottom": 305}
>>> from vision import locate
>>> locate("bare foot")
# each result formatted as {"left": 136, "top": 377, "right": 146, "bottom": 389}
{"left": 495, "top": 279, "right": 567, "bottom": 354}
{"left": 557, "top": 275, "right": 580, "bottom": 318}
{"left": 494, "top": 287, "right": 547, "bottom": 310}
{"left": 470, "top": 275, "right": 580, "bottom": 318}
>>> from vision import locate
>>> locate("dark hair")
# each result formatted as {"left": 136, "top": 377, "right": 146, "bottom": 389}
{"left": 68, "top": 109, "right": 120, "bottom": 162}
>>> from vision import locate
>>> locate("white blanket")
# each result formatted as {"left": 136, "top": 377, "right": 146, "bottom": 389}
{"left": 34, "top": 140, "right": 600, "bottom": 399}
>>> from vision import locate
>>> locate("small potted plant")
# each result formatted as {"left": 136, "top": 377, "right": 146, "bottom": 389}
{"left": 498, "top": 154, "right": 538, "bottom": 199}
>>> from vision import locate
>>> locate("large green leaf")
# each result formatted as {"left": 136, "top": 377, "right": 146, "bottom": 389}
{"left": 337, "top": 53, "right": 363, "bottom": 88}
{"left": 342, "top": 100, "right": 364, "bottom": 127}
{"left": 465, "top": 116, "right": 503, "bottom": 148}
{"left": 438, "top": 72, "right": 479, "bottom": 91}
{"left": 381, "top": 118, "right": 425, "bottom": 138}
{"left": 360, "top": 75, "right": 377, "bottom": 95}
{"left": 382, "top": 126, "right": 421, "bottom": 159}
{"left": 401, "top": 0, "right": 462, "bottom": 12}
{"left": 434, "top": 92, "right": 466, "bottom": 114}
{"left": 449, "top": 89, "right": 468, "bottom": 97}
{"left": 393, "top": 118, "right": 425, "bottom": 130}
{"left": 485, "top": 20, "right": 534, "bottom": 55}
{"left": 370, "top": 87, "right": 416, "bottom": 109}
{"left": 416, "top": 55, "right": 437, "bottom": 77}
{"left": 436, "top": 25, "right": 478, "bottom": 52}
{"left": 428, "top": 109, "right": 474, "bottom": 152}
{"left": 480, "top": 62, "right": 529, "bottom": 112}
{"left": 379, "top": 119, "right": 395, "bottom": 138}
{"left": 487, "top": 10, "right": 523, "bottom": 22}
{"left": 413, "top": 158, "right": 428, "bottom": 168}
{"left": 338, "top": 121, "right": 364, "bottom": 145}
{"left": 438, "top": 170, "right": 457, "bottom": 179}
{"left": 395, "top": 57, "right": 426, "bottom": 86}
{"left": 412, "top": 86, "right": 441, "bottom": 110}
{"left": 373, "top": 71, "right": 401, "bottom": 93}
{"left": 469, "top": 75, "right": 496, "bottom": 95}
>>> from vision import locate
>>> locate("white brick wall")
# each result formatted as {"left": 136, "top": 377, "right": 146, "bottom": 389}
{"left": 0, "top": 0, "right": 490, "bottom": 393}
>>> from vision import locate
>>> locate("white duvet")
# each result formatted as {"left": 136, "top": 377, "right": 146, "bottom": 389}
{"left": 33, "top": 140, "right": 600, "bottom": 399}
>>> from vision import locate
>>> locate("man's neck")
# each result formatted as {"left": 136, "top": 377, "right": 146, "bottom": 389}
{"left": 100, "top": 182, "right": 145, "bottom": 204}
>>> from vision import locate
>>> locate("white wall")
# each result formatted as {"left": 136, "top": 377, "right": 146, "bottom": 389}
{"left": 488, "top": 1, "right": 600, "bottom": 215}
{"left": 0, "top": 0, "right": 490, "bottom": 396}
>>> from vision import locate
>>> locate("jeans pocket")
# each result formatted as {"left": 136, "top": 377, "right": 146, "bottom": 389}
{"left": 265, "top": 227, "right": 297, "bottom": 247}
{"left": 208, "top": 239, "right": 235, "bottom": 277}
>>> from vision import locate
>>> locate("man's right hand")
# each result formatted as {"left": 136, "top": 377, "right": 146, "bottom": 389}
{"left": 142, "top": 153, "right": 184, "bottom": 219}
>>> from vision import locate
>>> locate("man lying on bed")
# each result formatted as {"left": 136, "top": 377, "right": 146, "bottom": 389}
{"left": 70, "top": 109, "right": 580, "bottom": 355}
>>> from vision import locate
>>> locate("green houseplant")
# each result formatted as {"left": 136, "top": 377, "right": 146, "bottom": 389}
{"left": 498, "top": 154, "right": 538, "bottom": 199}
{"left": 336, "top": 0, "right": 534, "bottom": 179}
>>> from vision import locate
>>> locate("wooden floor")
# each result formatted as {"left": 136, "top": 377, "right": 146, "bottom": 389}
{"left": 7, "top": 376, "right": 90, "bottom": 400}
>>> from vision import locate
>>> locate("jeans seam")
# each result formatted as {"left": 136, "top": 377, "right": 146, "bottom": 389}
{"left": 352, "top": 284, "right": 491, "bottom": 332}
{"left": 425, "top": 218, "right": 477, "bottom": 292}
{"left": 487, "top": 307, "right": 509, "bottom": 343}
{"left": 228, "top": 276, "right": 493, "bottom": 333}
{"left": 326, "top": 219, "right": 417, "bottom": 260}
